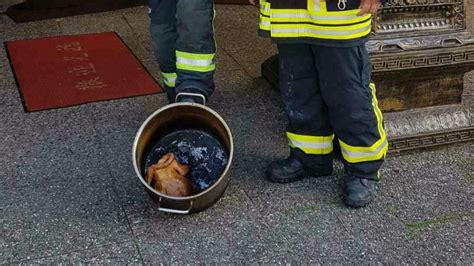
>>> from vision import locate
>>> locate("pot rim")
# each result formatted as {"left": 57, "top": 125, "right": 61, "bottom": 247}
{"left": 132, "top": 102, "right": 234, "bottom": 201}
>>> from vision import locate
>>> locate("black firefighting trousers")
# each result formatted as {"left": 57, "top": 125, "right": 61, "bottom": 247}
{"left": 149, "top": 0, "right": 216, "bottom": 102}
{"left": 278, "top": 43, "right": 388, "bottom": 180}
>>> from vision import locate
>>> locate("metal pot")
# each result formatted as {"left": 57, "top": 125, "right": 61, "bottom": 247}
{"left": 132, "top": 102, "right": 233, "bottom": 214}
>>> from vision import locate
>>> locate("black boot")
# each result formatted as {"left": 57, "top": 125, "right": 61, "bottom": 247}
{"left": 266, "top": 156, "right": 333, "bottom": 183}
{"left": 165, "top": 87, "right": 177, "bottom": 104}
{"left": 343, "top": 176, "right": 377, "bottom": 208}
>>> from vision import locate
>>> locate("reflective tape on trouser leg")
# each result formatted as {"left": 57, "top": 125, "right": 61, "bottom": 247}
{"left": 161, "top": 72, "right": 177, "bottom": 87}
{"left": 176, "top": 51, "right": 216, "bottom": 73}
{"left": 287, "top": 132, "right": 334, "bottom": 155}
{"left": 339, "top": 83, "right": 388, "bottom": 163}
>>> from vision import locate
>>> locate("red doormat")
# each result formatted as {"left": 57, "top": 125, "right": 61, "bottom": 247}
{"left": 5, "top": 32, "right": 161, "bottom": 112}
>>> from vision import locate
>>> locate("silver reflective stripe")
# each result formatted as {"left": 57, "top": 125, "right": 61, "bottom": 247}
{"left": 289, "top": 139, "right": 333, "bottom": 150}
{"left": 313, "top": 0, "right": 321, "bottom": 11}
{"left": 341, "top": 139, "right": 388, "bottom": 159}
{"left": 271, "top": 12, "right": 362, "bottom": 21}
{"left": 163, "top": 75, "right": 176, "bottom": 84}
{"left": 260, "top": 4, "right": 270, "bottom": 14}
{"left": 260, "top": 20, "right": 271, "bottom": 28}
{"left": 271, "top": 25, "right": 370, "bottom": 36}
{"left": 176, "top": 57, "right": 213, "bottom": 67}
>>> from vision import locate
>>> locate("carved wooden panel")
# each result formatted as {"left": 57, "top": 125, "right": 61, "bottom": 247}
{"left": 373, "top": 0, "right": 466, "bottom": 35}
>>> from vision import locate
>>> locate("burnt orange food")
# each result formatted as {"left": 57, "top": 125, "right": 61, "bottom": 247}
{"left": 145, "top": 153, "right": 193, "bottom": 197}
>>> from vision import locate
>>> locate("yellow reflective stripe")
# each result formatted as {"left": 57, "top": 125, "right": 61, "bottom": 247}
{"left": 271, "top": 12, "right": 371, "bottom": 25}
{"left": 260, "top": 1, "right": 271, "bottom": 16}
{"left": 176, "top": 50, "right": 216, "bottom": 73}
{"left": 340, "top": 83, "right": 388, "bottom": 163}
{"left": 270, "top": 12, "right": 371, "bottom": 25}
{"left": 271, "top": 8, "right": 365, "bottom": 16}
{"left": 261, "top": 3, "right": 373, "bottom": 40}
{"left": 161, "top": 72, "right": 177, "bottom": 87}
{"left": 176, "top": 50, "right": 215, "bottom": 61}
{"left": 260, "top": 24, "right": 271, "bottom": 31}
{"left": 259, "top": 0, "right": 270, "bottom": 31}
{"left": 271, "top": 29, "right": 370, "bottom": 40}
{"left": 260, "top": 15, "right": 271, "bottom": 30}
{"left": 161, "top": 72, "right": 176, "bottom": 79}
{"left": 340, "top": 136, "right": 387, "bottom": 153}
{"left": 370, "top": 83, "right": 386, "bottom": 141}
{"left": 287, "top": 132, "right": 335, "bottom": 143}
{"left": 273, "top": 19, "right": 371, "bottom": 32}
{"left": 270, "top": 23, "right": 371, "bottom": 40}
{"left": 287, "top": 132, "right": 334, "bottom": 155}
{"left": 320, "top": 1, "right": 327, "bottom": 11}
{"left": 340, "top": 139, "right": 388, "bottom": 163}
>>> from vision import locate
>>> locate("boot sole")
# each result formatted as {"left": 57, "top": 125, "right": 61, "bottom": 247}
{"left": 266, "top": 169, "right": 332, "bottom": 184}
{"left": 343, "top": 197, "right": 373, "bottom": 208}
{"left": 266, "top": 171, "right": 306, "bottom": 184}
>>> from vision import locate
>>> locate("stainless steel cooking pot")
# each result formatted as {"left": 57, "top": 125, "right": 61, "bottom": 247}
{"left": 132, "top": 102, "right": 233, "bottom": 214}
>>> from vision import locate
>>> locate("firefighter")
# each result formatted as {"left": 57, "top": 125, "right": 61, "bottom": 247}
{"left": 254, "top": 0, "right": 388, "bottom": 208}
{"left": 148, "top": 0, "right": 216, "bottom": 104}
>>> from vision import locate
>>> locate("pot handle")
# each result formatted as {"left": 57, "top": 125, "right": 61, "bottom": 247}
{"left": 175, "top": 92, "right": 206, "bottom": 105}
{"left": 158, "top": 197, "right": 193, "bottom": 215}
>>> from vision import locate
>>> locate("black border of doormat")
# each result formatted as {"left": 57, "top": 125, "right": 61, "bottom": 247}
{"left": 4, "top": 31, "right": 162, "bottom": 113}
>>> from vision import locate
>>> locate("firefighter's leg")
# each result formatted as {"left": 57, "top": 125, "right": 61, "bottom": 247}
{"left": 149, "top": 0, "right": 178, "bottom": 103}
{"left": 267, "top": 44, "right": 334, "bottom": 183}
{"left": 314, "top": 45, "right": 387, "bottom": 179}
{"left": 314, "top": 44, "right": 388, "bottom": 207}
{"left": 175, "top": 0, "right": 216, "bottom": 103}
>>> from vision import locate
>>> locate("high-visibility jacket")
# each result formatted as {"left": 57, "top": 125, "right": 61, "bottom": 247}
{"left": 259, "top": 0, "right": 383, "bottom": 45}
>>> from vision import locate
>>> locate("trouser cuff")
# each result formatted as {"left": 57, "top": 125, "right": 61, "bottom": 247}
{"left": 344, "top": 166, "right": 381, "bottom": 181}
{"left": 290, "top": 148, "right": 333, "bottom": 171}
